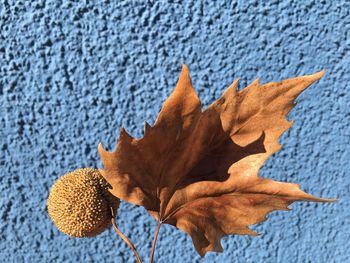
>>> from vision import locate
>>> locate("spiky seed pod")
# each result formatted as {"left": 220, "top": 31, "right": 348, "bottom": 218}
{"left": 47, "top": 168, "right": 120, "bottom": 237}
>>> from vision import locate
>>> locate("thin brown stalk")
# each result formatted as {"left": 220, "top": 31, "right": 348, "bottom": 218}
{"left": 110, "top": 207, "right": 142, "bottom": 263}
{"left": 150, "top": 221, "right": 161, "bottom": 263}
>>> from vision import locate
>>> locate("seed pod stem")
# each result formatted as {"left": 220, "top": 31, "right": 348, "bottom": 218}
{"left": 110, "top": 207, "right": 142, "bottom": 263}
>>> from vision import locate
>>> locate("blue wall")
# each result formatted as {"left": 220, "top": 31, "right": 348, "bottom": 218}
{"left": 1, "top": 1, "right": 349, "bottom": 262}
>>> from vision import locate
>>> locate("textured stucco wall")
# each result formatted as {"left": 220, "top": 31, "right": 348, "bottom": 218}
{"left": 0, "top": 0, "right": 349, "bottom": 262}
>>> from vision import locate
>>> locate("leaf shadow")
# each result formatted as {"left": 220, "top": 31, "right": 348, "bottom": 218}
{"left": 177, "top": 113, "right": 266, "bottom": 189}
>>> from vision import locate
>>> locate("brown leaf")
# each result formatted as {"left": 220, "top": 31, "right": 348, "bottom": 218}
{"left": 98, "top": 65, "right": 335, "bottom": 256}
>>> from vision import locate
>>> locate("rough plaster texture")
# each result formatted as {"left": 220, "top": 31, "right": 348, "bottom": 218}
{"left": 0, "top": 0, "right": 349, "bottom": 262}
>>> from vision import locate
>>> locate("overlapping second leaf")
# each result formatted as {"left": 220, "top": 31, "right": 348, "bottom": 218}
{"left": 98, "top": 65, "right": 334, "bottom": 256}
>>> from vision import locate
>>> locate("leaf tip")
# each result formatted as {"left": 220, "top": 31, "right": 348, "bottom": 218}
{"left": 319, "top": 197, "right": 338, "bottom": 202}
{"left": 254, "top": 77, "right": 261, "bottom": 85}
{"left": 179, "top": 64, "right": 192, "bottom": 85}
{"left": 98, "top": 142, "right": 113, "bottom": 164}
{"left": 97, "top": 142, "right": 106, "bottom": 154}
{"left": 120, "top": 127, "right": 133, "bottom": 141}
{"left": 182, "top": 63, "right": 189, "bottom": 73}
{"left": 315, "top": 69, "right": 326, "bottom": 83}
{"left": 244, "top": 77, "right": 260, "bottom": 90}
{"left": 229, "top": 78, "right": 239, "bottom": 90}
{"left": 319, "top": 68, "right": 326, "bottom": 77}
{"left": 303, "top": 69, "right": 326, "bottom": 84}
{"left": 221, "top": 79, "right": 239, "bottom": 99}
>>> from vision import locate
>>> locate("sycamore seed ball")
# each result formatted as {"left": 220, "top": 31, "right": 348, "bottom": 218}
{"left": 47, "top": 168, "right": 120, "bottom": 237}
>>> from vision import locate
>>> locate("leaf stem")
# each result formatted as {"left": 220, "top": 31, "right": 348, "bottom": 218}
{"left": 150, "top": 221, "right": 162, "bottom": 263}
{"left": 110, "top": 207, "right": 142, "bottom": 263}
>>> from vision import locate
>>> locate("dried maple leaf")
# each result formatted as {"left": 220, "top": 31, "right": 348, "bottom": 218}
{"left": 98, "top": 65, "right": 335, "bottom": 256}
